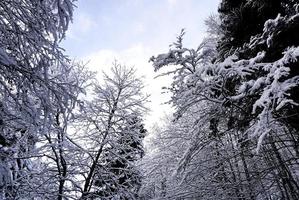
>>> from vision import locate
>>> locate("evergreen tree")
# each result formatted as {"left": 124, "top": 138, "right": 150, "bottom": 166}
{"left": 218, "top": 0, "right": 285, "bottom": 60}
{"left": 94, "top": 116, "right": 146, "bottom": 199}
{"left": 148, "top": 0, "right": 299, "bottom": 199}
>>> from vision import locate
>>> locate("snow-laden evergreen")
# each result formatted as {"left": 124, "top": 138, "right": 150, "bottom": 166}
{"left": 141, "top": 1, "right": 299, "bottom": 199}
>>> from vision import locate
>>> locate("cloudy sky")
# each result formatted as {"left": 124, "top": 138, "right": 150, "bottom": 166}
{"left": 62, "top": 0, "right": 220, "bottom": 129}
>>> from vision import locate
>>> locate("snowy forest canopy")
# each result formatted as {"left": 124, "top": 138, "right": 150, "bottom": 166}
{"left": 0, "top": 0, "right": 299, "bottom": 200}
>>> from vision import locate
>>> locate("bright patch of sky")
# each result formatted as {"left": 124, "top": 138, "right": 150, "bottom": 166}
{"left": 61, "top": 0, "right": 220, "bottom": 129}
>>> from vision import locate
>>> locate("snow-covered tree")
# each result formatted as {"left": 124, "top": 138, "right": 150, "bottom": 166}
{"left": 72, "top": 63, "right": 148, "bottom": 199}
{"left": 146, "top": 0, "right": 299, "bottom": 199}
{"left": 0, "top": 0, "right": 84, "bottom": 199}
{"left": 93, "top": 115, "right": 146, "bottom": 199}
{"left": 22, "top": 64, "right": 94, "bottom": 200}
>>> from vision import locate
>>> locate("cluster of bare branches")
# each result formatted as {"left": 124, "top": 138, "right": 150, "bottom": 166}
{"left": 0, "top": 1, "right": 148, "bottom": 199}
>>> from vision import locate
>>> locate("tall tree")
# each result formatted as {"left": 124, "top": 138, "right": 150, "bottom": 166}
{"left": 0, "top": 0, "right": 83, "bottom": 199}
{"left": 73, "top": 63, "right": 148, "bottom": 199}
{"left": 147, "top": 0, "right": 299, "bottom": 199}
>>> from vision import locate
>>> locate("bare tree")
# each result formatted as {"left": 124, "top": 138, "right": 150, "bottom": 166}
{"left": 0, "top": 1, "right": 85, "bottom": 199}
{"left": 69, "top": 62, "right": 149, "bottom": 199}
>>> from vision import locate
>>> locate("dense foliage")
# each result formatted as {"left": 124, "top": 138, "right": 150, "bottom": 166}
{"left": 0, "top": 1, "right": 148, "bottom": 199}
{"left": 142, "top": 0, "right": 299, "bottom": 199}
{"left": 1, "top": 0, "right": 299, "bottom": 199}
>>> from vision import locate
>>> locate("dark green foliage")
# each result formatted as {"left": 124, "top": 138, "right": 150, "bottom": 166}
{"left": 93, "top": 117, "right": 146, "bottom": 199}
{"left": 218, "top": 0, "right": 299, "bottom": 132}
{"left": 218, "top": 0, "right": 284, "bottom": 60}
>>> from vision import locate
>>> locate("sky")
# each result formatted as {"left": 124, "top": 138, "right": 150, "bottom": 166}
{"left": 61, "top": 0, "right": 220, "bottom": 129}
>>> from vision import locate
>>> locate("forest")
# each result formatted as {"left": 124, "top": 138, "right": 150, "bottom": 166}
{"left": 0, "top": 0, "right": 299, "bottom": 199}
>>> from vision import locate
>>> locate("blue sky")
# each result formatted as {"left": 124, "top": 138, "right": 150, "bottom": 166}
{"left": 61, "top": 0, "right": 220, "bottom": 128}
